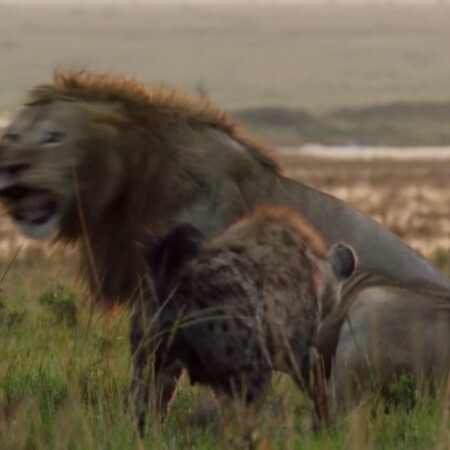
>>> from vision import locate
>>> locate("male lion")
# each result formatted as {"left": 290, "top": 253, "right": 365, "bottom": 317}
{"left": 0, "top": 70, "right": 449, "bottom": 419}
{"left": 138, "top": 206, "right": 356, "bottom": 431}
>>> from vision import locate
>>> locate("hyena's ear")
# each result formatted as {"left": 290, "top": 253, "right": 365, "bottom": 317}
{"left": 141, "top": 224, "right": 206, "bottom": 296}
{"left": 328, "top": 242, "right": 357, "bottom": 280}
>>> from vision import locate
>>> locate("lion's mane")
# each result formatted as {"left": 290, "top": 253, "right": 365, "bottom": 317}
{"left": 26, "top": 70, "right": 281, "bottom": 306}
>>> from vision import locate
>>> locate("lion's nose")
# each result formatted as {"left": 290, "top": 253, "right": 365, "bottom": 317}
{"left": 0, "top": 162, "right": 30, "bottom": 177}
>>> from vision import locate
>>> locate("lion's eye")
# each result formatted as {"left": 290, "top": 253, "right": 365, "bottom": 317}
{"left": 40, "top": 131, "right": 64, "bottom": 145}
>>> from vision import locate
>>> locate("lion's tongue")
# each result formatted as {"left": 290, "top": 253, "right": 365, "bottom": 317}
{"left": 15, "top": 192, "right": 56, "bottom": 223}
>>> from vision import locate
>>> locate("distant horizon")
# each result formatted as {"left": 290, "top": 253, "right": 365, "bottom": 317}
{"left": 1, "top": 0, "right": 448, "bottom": 5}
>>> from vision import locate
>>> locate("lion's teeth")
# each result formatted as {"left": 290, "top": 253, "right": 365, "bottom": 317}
{"left": 12, "top": 192, "right": 58, "bottom": 225}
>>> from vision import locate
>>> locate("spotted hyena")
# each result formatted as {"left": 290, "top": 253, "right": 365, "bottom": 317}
{"left": 135, "top": 206, "right": 356, "bottom": 429}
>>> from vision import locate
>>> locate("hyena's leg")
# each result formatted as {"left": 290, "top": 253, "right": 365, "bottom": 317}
{"left": 129, "top": 306, "right": 183, "bottom": 434}
{"left": 215, "top": 367, "right": 271, "bottom": 422}
{"left": 289, "top": 346, "right": 330, "bottom": 429}
{"left": 244, "top": 367, "right": 271, "bottom": 406}
{"left": 309, "top": 347, "right": 331, "bottom": 428}
{"left": 215, "top": 370, "right": 271, "bottom": 448}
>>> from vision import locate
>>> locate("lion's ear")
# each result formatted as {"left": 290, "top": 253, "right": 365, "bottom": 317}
{"left": 141, "top": 224, "right": 206, "bottom": 299}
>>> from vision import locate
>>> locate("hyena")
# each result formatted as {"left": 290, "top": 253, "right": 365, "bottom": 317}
{"left": 134, "top": 206, "right": 356, "bottom": 430}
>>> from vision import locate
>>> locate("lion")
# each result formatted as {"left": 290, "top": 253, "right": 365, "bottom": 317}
{"left": 0, "top": 70, "right": 449, "bottom": 419}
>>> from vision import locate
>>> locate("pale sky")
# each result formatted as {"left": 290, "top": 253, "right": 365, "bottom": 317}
{"left": 0, "top": 0, "right": 445, "bottom": 4}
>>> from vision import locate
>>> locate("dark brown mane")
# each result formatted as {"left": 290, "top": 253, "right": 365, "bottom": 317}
{"left": 26, "top": 69, "right": 281, "bottom": 173}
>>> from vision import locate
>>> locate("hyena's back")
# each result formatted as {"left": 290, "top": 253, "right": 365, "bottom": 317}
{"left": 163, "top": 207, "right": 334, "bottom": 391}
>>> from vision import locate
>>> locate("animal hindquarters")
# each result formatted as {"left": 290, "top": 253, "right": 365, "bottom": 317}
{"left": 181, "top": 308, "right": 273, "bottom": 405}
{"left": 330, "top": 286, "right": 450, "bottom": 409}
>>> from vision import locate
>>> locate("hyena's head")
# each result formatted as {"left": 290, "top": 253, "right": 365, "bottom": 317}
{"left": 142, "top": 223, "right": 206, "bottom": 301}
{"left": 319, "top": 242, "right": 357, "bottom": 318}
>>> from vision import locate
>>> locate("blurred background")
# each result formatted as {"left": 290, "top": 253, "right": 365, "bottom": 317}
{"left": 1, "top": 0, "right": 450, "bottom": 262}
{"left": 1, "top": 0, "right": 450, "bottom": 145}
{"left": 0, "top": 4, "right": 448, "bottom": 449}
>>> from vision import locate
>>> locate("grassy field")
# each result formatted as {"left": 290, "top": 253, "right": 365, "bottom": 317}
{"left": 0, "top": 153, "right": 449, "bottom": 449}
{"left": 0, "top": 3, "right": 449, "bottom": 448}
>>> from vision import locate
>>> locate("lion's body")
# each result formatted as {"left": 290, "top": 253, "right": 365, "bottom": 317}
{"left": 0, "top": 70, "right": 449, "bottom": 413}
{"left": 330, "top": 285, "right": 450, "bottom": 407}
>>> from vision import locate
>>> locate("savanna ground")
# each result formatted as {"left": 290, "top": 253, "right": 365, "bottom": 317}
{"left": 0, "top": 2, "right": 450, "bottom": 448}
{"left": 0, "top": 153, "right": 449, "bottom": 450}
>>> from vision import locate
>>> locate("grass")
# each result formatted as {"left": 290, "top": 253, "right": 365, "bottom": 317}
{"left": 0, "top": 153, "right": 449, "bottom": 448}
{"left": 0, "top": 3, "right": 449, "bottom": 445}
{"left": 0, "top": 252, "right": 448, "bottom": 450}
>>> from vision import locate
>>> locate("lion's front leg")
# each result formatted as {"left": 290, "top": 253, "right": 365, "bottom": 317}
{"left": 129, "top": 307, "right": 183, "bottom": 434}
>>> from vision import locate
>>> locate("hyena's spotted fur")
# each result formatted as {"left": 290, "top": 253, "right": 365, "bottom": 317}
{"left": 135, "top": 206, "right": 356, "bottom": 429}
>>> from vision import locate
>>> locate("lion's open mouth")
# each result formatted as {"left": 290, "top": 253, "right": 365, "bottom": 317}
{"left": 0, "top": 185, "right": 60, "bottom": 226}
